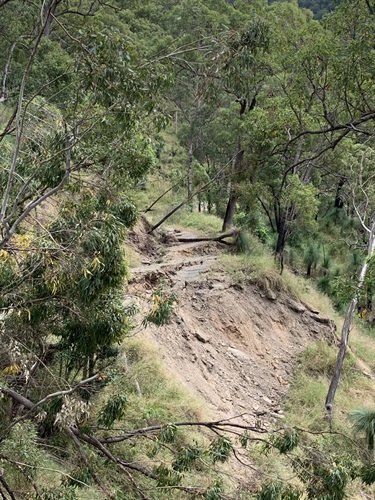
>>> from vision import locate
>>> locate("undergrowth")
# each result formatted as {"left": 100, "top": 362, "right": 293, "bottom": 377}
{"left": 130, "top": 193, "right": 375, "bottom": 498}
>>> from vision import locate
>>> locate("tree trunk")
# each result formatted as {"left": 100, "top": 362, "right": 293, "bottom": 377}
{"left": 0, "top": 41, "right": 16, "bottom": 101}
{"left": 88, "top": 355, "right": 95, "bottom": 378}
{"left": 222, "top": 147, "right": 244, "bottom": 232}
{"left": 275, "top": 220, "right": 287, "bottom": 274}
{"left": 207, "top": 192, "right": 212, "bottom": 213}
{"left": 222, "top": 190, "right": 237, "bottom": 231}
{"left": 334, "top": 177, "right": 346, "bottom": 209}
{"left": 42, "top": 0, "right": 58, "bottom": 38}
{"left": 325, "top": 221, "right": 375, "bottom": 422}
{"left": 187, "top": 140, "right": 193, "bottom": 199}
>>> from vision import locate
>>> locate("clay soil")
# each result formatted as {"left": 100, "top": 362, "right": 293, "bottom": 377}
{"left": 127, "top": 220, "right": 336, "bottom": 428}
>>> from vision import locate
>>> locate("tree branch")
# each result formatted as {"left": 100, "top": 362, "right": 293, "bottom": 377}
{"left": 148, "top": 155, "right": 237, "bottom": 233}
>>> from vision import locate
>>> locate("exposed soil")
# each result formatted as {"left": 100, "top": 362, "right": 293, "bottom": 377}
{"left": 127, "top": 219, "right": 336, "bottom": 428}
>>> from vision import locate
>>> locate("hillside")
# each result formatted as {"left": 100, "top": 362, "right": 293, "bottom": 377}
{"left": 124, "top": 217, "right": 375, "bottom": 497}
{"left": 128, "top": 221, "right": 336, "bottom": 424}
{"left": 269, "top": 0, "right": 341, "bottom": 19}
{"left": 1, "top": 0, "right": 375, "bottom": 498}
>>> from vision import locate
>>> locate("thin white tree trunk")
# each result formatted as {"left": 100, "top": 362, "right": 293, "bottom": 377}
{"left": 325, "top": 220, "right": 375, "bottom": 422}
{"left": 0, "top": 41, "right": 16, "bottom": 101}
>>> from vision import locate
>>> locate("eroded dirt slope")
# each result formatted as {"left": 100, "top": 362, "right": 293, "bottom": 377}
{"left": 127, "top": 220, "right": 336, "bottom": 426}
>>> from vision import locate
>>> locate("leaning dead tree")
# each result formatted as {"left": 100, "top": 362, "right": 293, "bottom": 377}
{"left": 325, "top": 219, "right": 375, "bottom": 421}
{"left": 326, "top": 157, "right": 375, "bottom": 422}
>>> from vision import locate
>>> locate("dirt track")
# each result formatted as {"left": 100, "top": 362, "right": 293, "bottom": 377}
{"left": 127, "top": 222, "right": 336, "bottom": 429}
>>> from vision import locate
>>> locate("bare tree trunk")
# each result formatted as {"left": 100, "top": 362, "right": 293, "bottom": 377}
{"left": 186, "top": 77, "right": 203, "bottom": 199}
{"left": 222, "top": 190, "right": 238, "bottom": 232}
{"left": 222, "top": 147, "right": 244, "bottom": 231}
{"left": 42, "top": 0, "right": 58, "bottom": 37}
{"left": 275, "top": 219, "right": 287, "bottom": 274}
{"left": 325, "top": 221, "right": 375, "bottom": 422}
{"left": 187, "top": 140, "right": 193, "bottom": 199}
{"left": 0, "top": 41, "right": 16, "bottom": 101}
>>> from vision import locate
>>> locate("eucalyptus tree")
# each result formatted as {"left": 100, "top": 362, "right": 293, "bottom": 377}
{"left": 325, "top": 143, "right": 375, "bottom": 421}
{"left": 0, "top": 3, "right": 278, "bottom": 498}
{"left": 235, "top": 0, "right": 375, "bottom": 269}
{"left": 0, "top": 2, "right": 174, "bottom": 495}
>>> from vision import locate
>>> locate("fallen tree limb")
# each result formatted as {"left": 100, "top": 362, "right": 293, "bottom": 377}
{"left": 143, "top": 181, "right": 180, "bottom": 213}
{"left": 66, "top": 426, "right": 113, "bottom": 498}
{"left": 174, "top": 230, "right": 238, "bottom": 244}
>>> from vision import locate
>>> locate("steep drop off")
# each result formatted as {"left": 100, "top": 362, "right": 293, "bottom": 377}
{"left": 127, "top": 220, "right": 336, "bottom": 427}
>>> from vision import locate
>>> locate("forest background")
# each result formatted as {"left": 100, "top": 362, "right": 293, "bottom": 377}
{"left": 1, "top": 0, "right": 375, "bottom": 498}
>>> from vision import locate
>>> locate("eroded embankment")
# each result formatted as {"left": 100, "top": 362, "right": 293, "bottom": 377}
{"left": 126, "top": 221, "right": 336, "bottom": 428}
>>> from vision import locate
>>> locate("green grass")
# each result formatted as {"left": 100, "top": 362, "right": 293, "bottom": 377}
{"left": 216, "top": 243, "right": 301, "bottom": 300}
{"left": 168, "top": 209, "right": 223, "bottom": 235}
{"left": 85, "top": 338, "right": 221, "bottom": 499}
{"left": 131, "top": 175, "right": 375, "bottom": 497}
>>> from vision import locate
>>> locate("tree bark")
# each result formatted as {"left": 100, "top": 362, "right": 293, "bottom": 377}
{"left": 222, "top": 147, "right": 244, "bottom": 231}
{"left": 0, "top": 41, "right": 16, "bottom": 101}
{"left": 334, "top": 177, "right": 346, "bottom": 209}
{"left": 187, "top": 140, "right": 193, "bottom": 199}
{"left": 325, "top": 221, "right": 375, "bottom": 422}
{"left": 175, "top": 230, "right": 237, "bottom": 245}
{"left": 42, "top": 0, "right": 59, "bottom": 38}
{"left": 222, "top": 190, "right": 238, "bottom": 232}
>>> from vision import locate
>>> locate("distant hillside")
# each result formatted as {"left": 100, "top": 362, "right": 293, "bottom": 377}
{"left": 269, "top": 0, "right": 342, "bottom": 19}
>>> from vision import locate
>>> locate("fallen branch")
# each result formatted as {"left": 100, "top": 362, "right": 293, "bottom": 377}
{"left": 0, "top": 374, "right": 100, "bottom": 415}
{"left": 94, "top": 415, "right": 267, "bottom": 444}
{"left": 174, "top": 230, "right": 238, "bottom": 245}
{"left": 66, "top": 426, "right": 113, "bottom": 498}
{"left": 143, "top": 181, "right": 180, "bottom": 213}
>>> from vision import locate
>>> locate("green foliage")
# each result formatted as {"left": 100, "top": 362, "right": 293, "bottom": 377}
{"left": 271, "top": 429, "right": 300, "bottom": 455}
{"left": 359, "top": 462, "right": 375, "bottom": 486}
{"left": 257, "top": 481, "right": 301, "bottom": 500}
{"left": 159, "top": 423, "right": 178, "bottom": 444}
{"left": 204, "top": 479, "right": 224, "bottom": 500}
{"left": 153, "top": 464, "right": 182, "bottom": 486}
{"left": 1, "top": 422, "right": 42, "bottom": 473}
{"left": 143, "top": 287, "right": 177, "bottom": 326}
{"left": 98, "top": 394, "right": 128, "bottom": 429}
{"left": 66, "top": 466, "right": 94, "bottom": 489}
{"left": 1, "top": 0, "right": 375, "bottom": 497}
{"left": 303, "top": 241, "right": 320, "bottom": 276}
{"left": 293, "top": 449, "right": 352, "bottom": 499}
{"left": 208, "top": 436, "right": 232, "bottom": 463}
{"left": 348, "top": 408, "right": 375, "bottom": 451}
{"left": 37, "top": 486, "right": 78, "bottom": 500}
{"left": 172, "top": 445, "right": 202, "bottom": 472}
{"left": 235, "top": 230, "right": 253, "bottom": 254}
{"left": 286, "top": 176, "right": 319, "bottom": 233}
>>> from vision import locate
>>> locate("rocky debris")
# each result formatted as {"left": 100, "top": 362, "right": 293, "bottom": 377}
{"left": 286, "top": 298, "right": 306, "bottom": 313}
{"left": 129, "top": 223, "right": 337, "bottom": 429}
{"left": 308, "top": 312, "right": 332, "bottom": 324}
{"left": 195, "top": 331, "right": 210, "bottom": 343}
{"left": 265, "top": 288, "right": 277, "bottom": 301}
